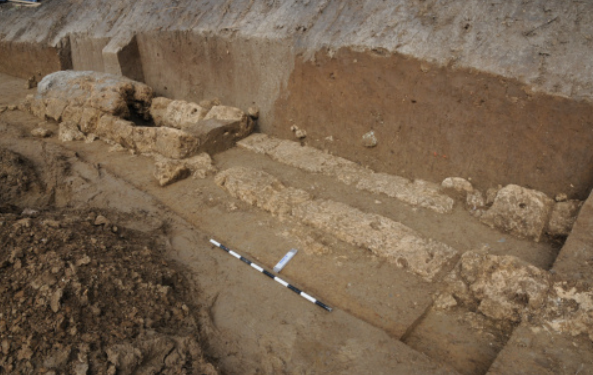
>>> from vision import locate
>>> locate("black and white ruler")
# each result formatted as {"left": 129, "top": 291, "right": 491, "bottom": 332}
{"left": 209, "top": 239, "right": 332, "bottom": 312}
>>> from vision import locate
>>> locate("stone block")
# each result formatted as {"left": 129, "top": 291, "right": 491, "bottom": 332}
{"left": 150, "top": 97, "right": 209, "bottom": 129}
{"left": 154, "top": 127, "right": 200, "bottom": 159}
{"left": 79, "top": 107, "right": 103, "bottom": 133}
{"left": 480, "top": 184, "right": 554, "bottom": 241}
{"left": 29, "top": 97, "right": 46, "bottom": 119}
{"left": 59, "top": 121, "right": 86, "bottom": 142}
{"left": 61, "top": 105, "right": 83, "bottom": 124}
{"left": 44, "top": 98, "right": 68, "bottom": 122}
{"left": 546, "top": 200, "right": 582, "bottom": 237}
{"left": 441, "top": 251, "right": 551, "bottom": 322}
{"left": 95, "top": 115, "right": 135, "bottom": 148}
{"left": 215, "top": 166, "right": 458, "bottom": 281}
{"left": 154, "top": 161, "right": 191, "bottom": 187}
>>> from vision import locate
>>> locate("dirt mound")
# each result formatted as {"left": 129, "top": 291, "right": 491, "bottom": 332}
{"left": 0, "top": 148, "right": 40, "bottom": 204}
{"left": 0, "top": 209, "right": 217, "bottom": 375}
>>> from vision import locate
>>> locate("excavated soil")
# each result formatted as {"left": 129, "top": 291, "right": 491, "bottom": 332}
{"left": 0, "top": 208, "right": 216, "bottom": 375}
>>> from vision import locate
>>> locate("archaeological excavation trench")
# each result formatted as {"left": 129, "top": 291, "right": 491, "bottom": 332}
{"left": 1, "top": 1, "right": 593, "bottom": 375}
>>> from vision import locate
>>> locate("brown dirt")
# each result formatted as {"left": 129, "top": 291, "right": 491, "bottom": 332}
{"left": 272, "top": 48, "right": 593, "bottom": 200}
{"left": 0, "top": 207, "right": 216, "bottom": 375}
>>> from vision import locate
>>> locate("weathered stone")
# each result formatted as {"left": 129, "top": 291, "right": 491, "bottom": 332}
{"left": 480, "top": 185, "right": 554, "bottom": 242}
{"left": 358, "top": 175, "right": 455, "bottom": 214}
{"left": 154, "top": 127, "right": 200, "bottom": 159}
{"left": 29, "top": 97, "right": 46, "bottom": 119}
{"left": 546, "top": 200, "right": 582, "bottom": 237}
{"left": 130, "top": 126, "right": 157, "bottom": 154}
{"left": 59, "top": 122, "right": 86, "bottom": 142}
{"left": 150, "top": 97, "right": 209, "bottom": 129}
{"left": 215, "top": 167, "right": 458, "bottom": 280}
{"left": 30, "top": 127, "right": 52, "bottom": 138}
{"left": 485, "top": 187, "right": 500, "bottom": 205}
{"left": 361, "top": 130, "right": 377, "bottom": 147}
{"left": 555, "top": 193, "right": 568, "bottom": 202}
{"left": 25, "top": 75, "right": 37, "bottom": 89}
{"left": 441, "top": 177, "right": 473, "bottom": 193}
{"left": 293, "top": 199, "right": 458, "bottom": 280}
{"left": 61, "top": 105, "right": 83, "bottom": 124}
{"left": 543, "top": 283, "right": 593, "bottom": 340}
{"left": 154, "top": 161, "right": 191, "bottom": 187}
{"left": 36, "top": 71, "right": 153, "bottom": 119}
{"left": 466, "top": 190, "right": 485, "bottom": 209}
{"left": 442, "top": 252, "right": 551, "bottom": 322}
{"left": 238, "top": 134, "right": 454, "bottom": 213}
{"left": 44, "top": 98, "right": 68, "bottom": 122}
{"left": 79, "top": 107, "right": 103, "bottom": 133}
{"left": 95, "top": 115, "right": 135, "bottom": 148}
{"left": 183, "top": 153, "right": 217, "bottom": 178}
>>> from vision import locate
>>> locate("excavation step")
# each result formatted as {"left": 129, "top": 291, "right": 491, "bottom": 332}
{"left": 552, "top": 188, "right": 593, "bottom": 283}
{"left": 486, "top": 323, "right": 593, "bottom": 375}
{"left": 237, "top": 134, "right": 455, "bottom": 214}
{"left": 214, "top": 166, "right": 458, "bottom": 281}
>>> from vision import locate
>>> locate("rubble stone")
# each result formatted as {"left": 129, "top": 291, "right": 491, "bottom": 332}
{"left": 59, "top": 122, "right": 86, "bottom": 142}
{"left": 154, "top": 161, "right": 191, "bottom": 187}
{"left": 441, "top": 252, "right": 551, "bottom": 322}
{"left": 546, "top": 200, "right": 582, "bottom": 237}
{"left": 441, "top": 177, "right": 473, "bottom": 193}
{"left": 361, "top": 130, "right": 378, "bottom": 147}
{"left": 480, "top": 184, "right": 554, "bottom": 241}
{"left": 30, "top": 127, "right": 52, "bottom": 138}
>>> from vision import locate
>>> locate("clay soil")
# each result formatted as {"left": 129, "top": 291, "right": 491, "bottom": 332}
{"left": 0, "top": 72, "right": 574, "bottom": 375}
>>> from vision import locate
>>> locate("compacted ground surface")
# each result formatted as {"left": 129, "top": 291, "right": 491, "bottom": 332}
{"left": 0, "top": 72, "right": 590, "bottom": 375}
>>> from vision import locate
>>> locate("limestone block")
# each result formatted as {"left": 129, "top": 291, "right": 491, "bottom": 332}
{"left": 79, "top": 107, "right": 103, "bottom": 133}
{"left": 154, "top": 127, "right": 200, "bottom": 159}
{"left": 443, "top": 252, "right": 551, "bottom": 322}
{"left": 95, "top": 115, "right": 135, "bottom": 148}
{"left": 59, "top": 121, "right": 86, "bottom": 142}
{"left": 36, "top": 71, "right": 154, "bottom": 119}
{"left": 61, "top": 105, "right": 83, "bottom": 124}
{"left": 357, "top": 175, "right": 455, "bottom": 214}
{"left": 154, "top": 161, "right": 190, "bottom": 187}
{"left": 546, "top": 200, "right": 583, "bottom": 236}
{"left": 149, "top": 97, "right": 171, "bottom": 126}
{"left": 204, "top": 105, "right": 254, "bottom": 137}
{"left": 44, "top": 98, "right": 68, "bottom": 122}
{"left": 215, "top": 166, "right": 458, "bottom": 280}
{"left": 150, "top": 97, "right": 209, "bottom": 129}
{"left": 183, "top": 153, "right": 217, "bottom": 178}
{"left": 214, "top": 167, "right": 287, "bottom": 208}
{"left": 30, "top": 127, "right": 52, "bottom": 138}
{"left": 238, "top": 134, "right": 454, "bottom": 213}
{"left": 544, "top": 283, "right": 593, "bottom": 340}
{"left": 88, "top": 89, "right": 129, "bottom": 117}
{"left": 29, "top": 97, "right": 46, "bottom": 119}
{"left": 237, "top": 133, "right": 283, "bottom": 154}
{"left": 130, "top": 127, "right": 157, "bottom": 154}
{"left": 184, "top": 118, "right": 255, "bottom": 154}
{"left": 480, "top": 184, "right": 554, "bottom": 241}
{"left": 292, "top": 199, "right": 458, "bottom": 280}
{"left": 441, "top": 177, "right": 473, "bottom": 193}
